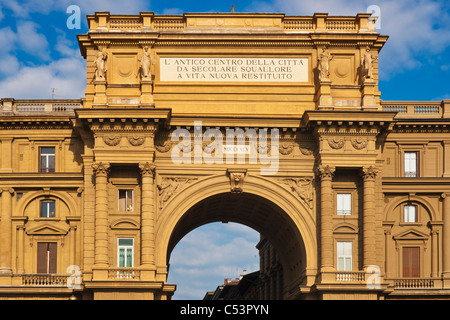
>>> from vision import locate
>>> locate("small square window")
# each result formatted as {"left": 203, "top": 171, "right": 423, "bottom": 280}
{"left": 40, "top": 200, "right": 55, "bottom": 218}
{"left": 337, "top": 193, "right": 351, "bottom": 215}
{"left": 404, "top": 205, "right": 417, "bottom": 223}
{"left": 118, "top": 189, "right": 134, "bottom": 212}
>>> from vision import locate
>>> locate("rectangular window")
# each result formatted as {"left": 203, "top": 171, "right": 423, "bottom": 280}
{"left": 404, "top": 151, "right": 418, "bottom": 177}
{"left": 39, "top": 147, "right": 55, "bottom": 173}
{"left": 40, "top": 200, "right": 55, "bottom": 218}
{"left": 118, "top": 189, "right": 134, "bottom": 212}
{"left": 337, "top": 241, "right": 352, "bottom": 271}
{"left": 403, "top": 247, "right": 420, "bottom": 277}
{"left": 337, "top": 193, "right": 352, "bottom": 215}
{"left": 37, "top": 242, "right": 57, "bottom": 274}
{"left": 404, "top": 205, "right": 417, "bottom": 223}
{"left": 117, "top": 238, "right": 134, "bottom": 268}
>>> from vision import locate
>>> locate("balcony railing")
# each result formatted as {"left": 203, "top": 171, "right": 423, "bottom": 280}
{"left": 1, "top": 99, "right": 83, "bottom": 114}
{"left": 21, "top": 274, "right": 69, "bottom": 287}
{"left": 390, "top": 278, "right": 436, "bottom": 289}
{"left": 335, "top": 271, "right": 366, "bottom": 282}
{"left": 108, "top": 268, "right": 140, "bottom": 280}
{"left": 381, "top": 101, "right": 449, "bottom": 119}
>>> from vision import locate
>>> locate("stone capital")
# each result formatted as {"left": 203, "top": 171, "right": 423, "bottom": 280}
{"left": 92, "top": 162, "right": 110, "bottom": 176}
{"left": 316, "top": 165, "right": 335, "bottom": 181}
{"left": 139, "top": 162, "right": 156, "bottom": 178}
{"left": 361, "top": 166, "right": 378, "bottom": 180}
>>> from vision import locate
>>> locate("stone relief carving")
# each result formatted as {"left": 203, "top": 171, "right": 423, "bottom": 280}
{"left": 157, "top": 177, "right": 198, "bottom": 209}
{"left": 103, "top": 136, "right": 121, "bottom": 146}
{"left": 328, "top": 138, "right": 345, "bottom": 149}
{"left": 127, "top": 136, "right": 145, "bottom": 146}
{"left": 351, "top": 137, "right": 368, "bottom": 150}
{"left": 299, "top": 141, "right": 315, "bottom": 156}
{"left": 227, "top": 169, "right": 247, "bottom": 193}
{"left": 278, "top": 141, "right": 294, "bottom": 155}
{"left": 278, "top": 177, "right": 313, "bottom": 208}
{"left": 155, "top": 131, "right": 172, "bottom": 153}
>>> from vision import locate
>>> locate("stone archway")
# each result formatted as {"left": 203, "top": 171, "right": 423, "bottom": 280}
{"left": 154, "top": 174, "right": 317, "bottom": 299}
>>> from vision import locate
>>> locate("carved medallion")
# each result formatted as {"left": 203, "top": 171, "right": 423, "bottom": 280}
{"left": 278, "top": 141, "right": 294, "bottom": 155}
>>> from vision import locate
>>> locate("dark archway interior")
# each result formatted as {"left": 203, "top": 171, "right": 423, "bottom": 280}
{"left": 167, "top": 192, "right": 308, "bottom": 296}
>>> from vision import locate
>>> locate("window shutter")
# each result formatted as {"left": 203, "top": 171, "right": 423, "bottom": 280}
{"left": 37, "top": 243, "right": 47, "bottom": 273}
{"left": 403, "top": 247, "right": 419, "bottom": 277}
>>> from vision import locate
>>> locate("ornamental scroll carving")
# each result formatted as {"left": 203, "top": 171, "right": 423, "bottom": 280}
{"left": 278, "top": 178, "right": 313, "bottom": 209}
{"left": 157, "top": 177, "right": 198, "bottom": 210}
{"left": 328, "top": 138, "right": 345, "bottom": 150}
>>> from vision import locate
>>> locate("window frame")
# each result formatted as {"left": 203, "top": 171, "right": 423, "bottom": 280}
{"left": 117, "top": 238, "right": 134, "bottom": 268}
{"left": 118, "top": 189, "right": 134, "bottom": 212}
{"left": 336, "top": 193, "right": 352, "bottom": 216}
{"left": 336, "top": 241, "right": 353, "bottom": 271}
{"left": 40, "top": 199, "right": 56, "bottom": 218}
{"left": 404, "top": 151, "right": 419, "bottom": 177}
{"left": 403, "top": 204, "right": 418, "bottom": 223}
{"left": 39, "top": 146, "right": 55, "bottom": 173}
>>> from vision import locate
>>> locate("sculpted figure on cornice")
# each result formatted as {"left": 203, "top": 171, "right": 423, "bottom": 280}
{"left": 139, "top": 47, "right": 152, "bottom": 80}
{"left": 93, "top": 51, "right": 108, "bottom": 81}
{"left": 317, "top": 48, "right": 333, "bottom": 82}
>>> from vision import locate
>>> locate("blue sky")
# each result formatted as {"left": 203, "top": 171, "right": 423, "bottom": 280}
{"left": 1, "top": 0, "right": 449, "bottom": 300}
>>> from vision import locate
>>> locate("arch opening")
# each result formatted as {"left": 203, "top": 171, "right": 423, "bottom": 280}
{"left": 165, "top": 192, "right": 308, "bottom": 299}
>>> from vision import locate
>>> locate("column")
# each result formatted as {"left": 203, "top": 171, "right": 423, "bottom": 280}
{"left": 317, "top": 165, "right": 335, "bottom": 272}
{"left": 0, "top": 188, "right": 13, "bottom": 275}
{"left": 442, "top": 194, "right": 450, "bottom": 284}
{"left": 139, "top": 162, "right": 156, "bottom": 267}
{"left": 431, "top": 229, "right": 438, "bottom": 278}
{"left": 92, "top": 162, "right": 110, "bottom": 267}
{"left": 362, "top": 166, "right": 378, "bottom": 269}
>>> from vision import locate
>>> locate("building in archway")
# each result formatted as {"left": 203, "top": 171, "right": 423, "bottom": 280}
{"left": 0, "top": 11, "right": 450, "bottom": 300}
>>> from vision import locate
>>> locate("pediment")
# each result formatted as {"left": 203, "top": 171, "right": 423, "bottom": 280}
{"left": 26, "top": 224, "right": 68, "bottom": 236}
{"left": 110, "top": 219, "right": 140, "bottom": 230}
{"left": 393, "top": 228, "right": 429, "bottom": 241}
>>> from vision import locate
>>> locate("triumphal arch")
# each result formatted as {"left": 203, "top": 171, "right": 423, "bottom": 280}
{"left": 1, "top": 11, "right": 450, "bottom": 300}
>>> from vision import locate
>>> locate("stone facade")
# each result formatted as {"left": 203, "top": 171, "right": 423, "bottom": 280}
{"left": 0, "top": 12, "right": 449, "bottom": 300}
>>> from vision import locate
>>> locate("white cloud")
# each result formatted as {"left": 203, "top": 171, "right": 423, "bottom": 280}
{"left": 16, "top": 20, "right": 50, "bottom": 60}
{"left": 0, "top": 57, "right": 86, "bottom": 99}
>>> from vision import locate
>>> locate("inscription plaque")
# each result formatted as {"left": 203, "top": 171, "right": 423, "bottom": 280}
{"left": 160, "top": 57, "right": 309, "bottom": 82}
